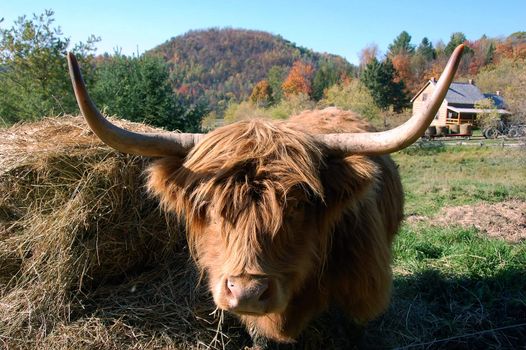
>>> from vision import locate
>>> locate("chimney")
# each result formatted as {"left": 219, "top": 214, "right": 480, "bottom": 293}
{"left": 496, "top": 90, "right": 501, "bottom": 96}
{"left": 468, "top": 79, "right": 474, "bottom": 85}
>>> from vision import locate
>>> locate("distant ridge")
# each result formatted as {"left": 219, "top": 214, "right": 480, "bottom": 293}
{"left": 148, "top": 28, "right": 354, "bottom": 110}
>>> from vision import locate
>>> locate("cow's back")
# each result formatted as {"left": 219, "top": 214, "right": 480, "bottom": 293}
{"left": 289, "top": 107, "right": 404, "bottom": 322}
{"left": 287, "top": 107, "right": 377, "bottom": 134}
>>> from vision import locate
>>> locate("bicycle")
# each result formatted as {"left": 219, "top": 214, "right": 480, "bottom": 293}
{"left": 507, "top": 124, "right": 526, "bottom": 138}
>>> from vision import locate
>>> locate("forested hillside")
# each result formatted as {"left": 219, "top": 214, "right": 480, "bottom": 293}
{"left": 148, "top": 28, "right": 355, "bottom": 111}
{"left": 2, "top": 10, "right": 525, "bottom": 132}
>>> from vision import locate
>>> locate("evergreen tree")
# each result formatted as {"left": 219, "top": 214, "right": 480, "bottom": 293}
{"left": 485, "top": 41, "right": 496, "bottom": 64}
{"left": 445, "top": 32, "right": 468, "bottom": 55}
{"left": 266, "top": 66, "right": 287, "bottom": 104}
{"left": 0, "top": 10, "right": 99, "bottom": 126}
{"left": 360, "top": 57, "right": 409, "bottom": 113}
{"left": 93, "top": 54, "right": 206, "bottom": 132}
{"left": 388, "top": 31, "right": 415, "bottom": 56}
{"left": 411, "top": 37, "right": 436, "bottom": 88}
{"left": 311, "top": 59, "right": 340, "bottom": 101}
{"left": 416, "top": 37, "right": 436, "bottom": 61}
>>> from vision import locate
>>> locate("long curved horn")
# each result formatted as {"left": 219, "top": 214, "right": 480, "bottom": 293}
{"left": 316, "top": 44, "right": 465, "bottom": 155}
{"left": 67, "top": 52, "right": 204, "bottom": 157}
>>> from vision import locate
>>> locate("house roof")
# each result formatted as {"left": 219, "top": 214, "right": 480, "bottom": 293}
{"left": 448, "top": 106, "right": 511, "bottom": 115}
{"left": 444, "top": 82, "right": 486, "bottom": 104}
{"left": 483, "top": 93, "right": 507, "bottom": 109}
{"left": 410, "top": 81, "right": 432, "bottom": 103}
{"left": 412, "top": 80, "right": 508, "bottom": 109}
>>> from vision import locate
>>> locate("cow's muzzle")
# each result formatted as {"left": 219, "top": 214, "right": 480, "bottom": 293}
{"left": 223, "top": 274, "right": 273, "bottom": 315}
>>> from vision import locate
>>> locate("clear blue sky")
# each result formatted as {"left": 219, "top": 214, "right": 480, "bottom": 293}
{"left": 2, "top": 0, "right": 525, "bottom": 64}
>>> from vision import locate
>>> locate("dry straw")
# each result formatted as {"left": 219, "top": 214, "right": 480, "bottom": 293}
{"left": 0, "top": 116, "right": 251, "bottom": 349}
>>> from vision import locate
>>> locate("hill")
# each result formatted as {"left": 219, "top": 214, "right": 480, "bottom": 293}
{"left": 148, "top": 28, "right": 355, "bottom": 111}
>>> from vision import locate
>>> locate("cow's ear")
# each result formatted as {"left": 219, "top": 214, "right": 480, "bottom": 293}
{"left": 320, "top": 154, "right": 379, "bottom": 208}
{"left": 146, "top": 156, "right": 189, "bottom": 215}
{"left": 147, "top": 156, "right": 210, "bottom": 232}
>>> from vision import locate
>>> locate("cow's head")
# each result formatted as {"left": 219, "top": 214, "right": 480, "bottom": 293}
{"left": 144, "top": 116, "right": 384, "bottom": 320}
{"left": 67, "top": 45, "right": 464, "bottom": 323}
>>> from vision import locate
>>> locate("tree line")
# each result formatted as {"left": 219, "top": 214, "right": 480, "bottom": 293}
{"left": 229, "top": 30, "right": 525, "bottom": 127}
{"left": 1, "top": 10, "right": 525, "bottom": 131}
{"left": 0, "top": 10, "right": 205, "bottom": 131}
{"left": 149, "top": 28, "right": 355, "bottom": 115}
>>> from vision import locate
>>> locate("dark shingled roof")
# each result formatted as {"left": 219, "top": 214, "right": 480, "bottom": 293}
{"left": 412, "top": 80, "right": 509, "bottom": 110}
{"left": 483, "top": 93, "right": 507, "bottom": 109}
{"left": 444, "top": 82, "right": 485, "bottom": 104}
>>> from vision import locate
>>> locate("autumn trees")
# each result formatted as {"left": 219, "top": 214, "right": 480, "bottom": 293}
{"left": 476, "top": 57, "right": 526, "bottom": 123}
{"left": 243, "top": 29, "right": 526, "bottom": 128}
{"left": 249, "top": 80, "right": 273, "bottom": 106}
{"left": 250, "top": 56, "right": 354, "bottom": 107}
{"left": 2, "top": 10, "right": 525, "bottom": 130}
{"left": 152, "top": 29, "right": 354, "bottom": 115}
{"left": 239, "top": 29, "right": 526, "bottom": 129}
{"left": 281, "top": 61, "right": 315, "bottom": 97}
{"left": 0, "top": 11, "right": 211, "bottom": 131}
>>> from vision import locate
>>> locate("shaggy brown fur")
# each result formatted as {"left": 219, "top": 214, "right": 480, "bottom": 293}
{"left": 147, "top": 107, "right": 404, "bottom": 343}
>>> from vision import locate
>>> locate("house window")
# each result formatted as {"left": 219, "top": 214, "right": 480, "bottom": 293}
{"left": 422, "top": 93, "right": 428, "bottom": 101}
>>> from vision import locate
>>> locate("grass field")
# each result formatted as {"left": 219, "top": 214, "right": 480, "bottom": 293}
{"left": 396, "top": 142, "right": 526, "bottom": 216}
{"left": 363, "top": 144, "right": 526, "bottom": 349}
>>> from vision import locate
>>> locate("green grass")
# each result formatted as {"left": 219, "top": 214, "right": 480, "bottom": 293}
{"left": 365, "top": 225, "right": 526, "bottom": 349}
{"left": 393, "top": 144, "right": 526, "bottom": 216}
{"left": 367, "top": 145, "right": 526, "bottom": 349}
{"left": 394, "top": 225, "right": 526, "bottom": 278}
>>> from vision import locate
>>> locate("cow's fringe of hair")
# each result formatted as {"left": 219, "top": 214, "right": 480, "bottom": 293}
{"left": 147, "top": 118, "right": 326, "bottom": 270}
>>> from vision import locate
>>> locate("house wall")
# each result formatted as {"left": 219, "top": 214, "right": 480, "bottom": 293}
{"left": 412, "top": 83, "right": 448, "bottom": 126}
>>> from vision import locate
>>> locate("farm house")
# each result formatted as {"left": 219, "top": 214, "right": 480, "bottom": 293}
{"left": 411, "top": 78, "right": 511, "bottom": 128}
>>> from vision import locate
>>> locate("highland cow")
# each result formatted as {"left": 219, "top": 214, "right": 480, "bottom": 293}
{"left": 67, "top": 45, "right": 464, "bottom": 348}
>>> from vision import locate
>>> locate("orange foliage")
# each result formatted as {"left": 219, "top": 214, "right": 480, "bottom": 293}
{"left": 495, "top": 41, "right": 526, "bottom": 62}
{"left": 391, "top": 53, "right": 416, "bottom": 92}
{"left": 250, "top": 80, "right": 272, "bottom": 105}
{"left": 359, "top": 44, "right": 379, "bottom": 68}
{"left": 282, "top": 61, "right": 314, "bottom": 97}
{"left": 423, "top": 57, "right": 449, "bottom": 82}
{"left": 339, "top": 73, "right": 352, "bottom": 86}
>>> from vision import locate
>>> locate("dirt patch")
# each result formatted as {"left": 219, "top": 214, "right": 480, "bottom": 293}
{"left": 407, "top": 200, "right": 526, "bottom": 242}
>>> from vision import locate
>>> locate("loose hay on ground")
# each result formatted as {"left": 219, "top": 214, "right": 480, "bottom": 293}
{"left": 407, "top": 200, "right": 526, "bottom": 242}
{"left": 0, "top": 116, "right": 245, "bottom": 349}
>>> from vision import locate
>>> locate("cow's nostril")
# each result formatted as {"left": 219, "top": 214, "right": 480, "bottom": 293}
{"left": 256, "top": 277, "right": 270, "bottom": 300}
{"left": 227, "top": 279, "right": 235, "bottom": 289}
{"left": 225, "top": 276, "right": 271, "bottom": 309}
{"left": 225, "top": 279, "right": 235, "bottom": 296}
{"left": 258, "top": 283, "right": 272, "bottom": 302}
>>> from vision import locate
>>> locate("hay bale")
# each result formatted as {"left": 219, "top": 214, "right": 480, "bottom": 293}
{"left": 459, "top": 123, "right": 473, "bottom": 136}
{"left": 0, "top": 116, "right": 245, "bottom": 349}
{"left": 424, "top": 126, "right": 436, "bottom": 137}
{"left": 449, "top": 124, "right": 460, "bottom": 134}
{"left": 435, "top": 126, "right": 448, "bottom": 137}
